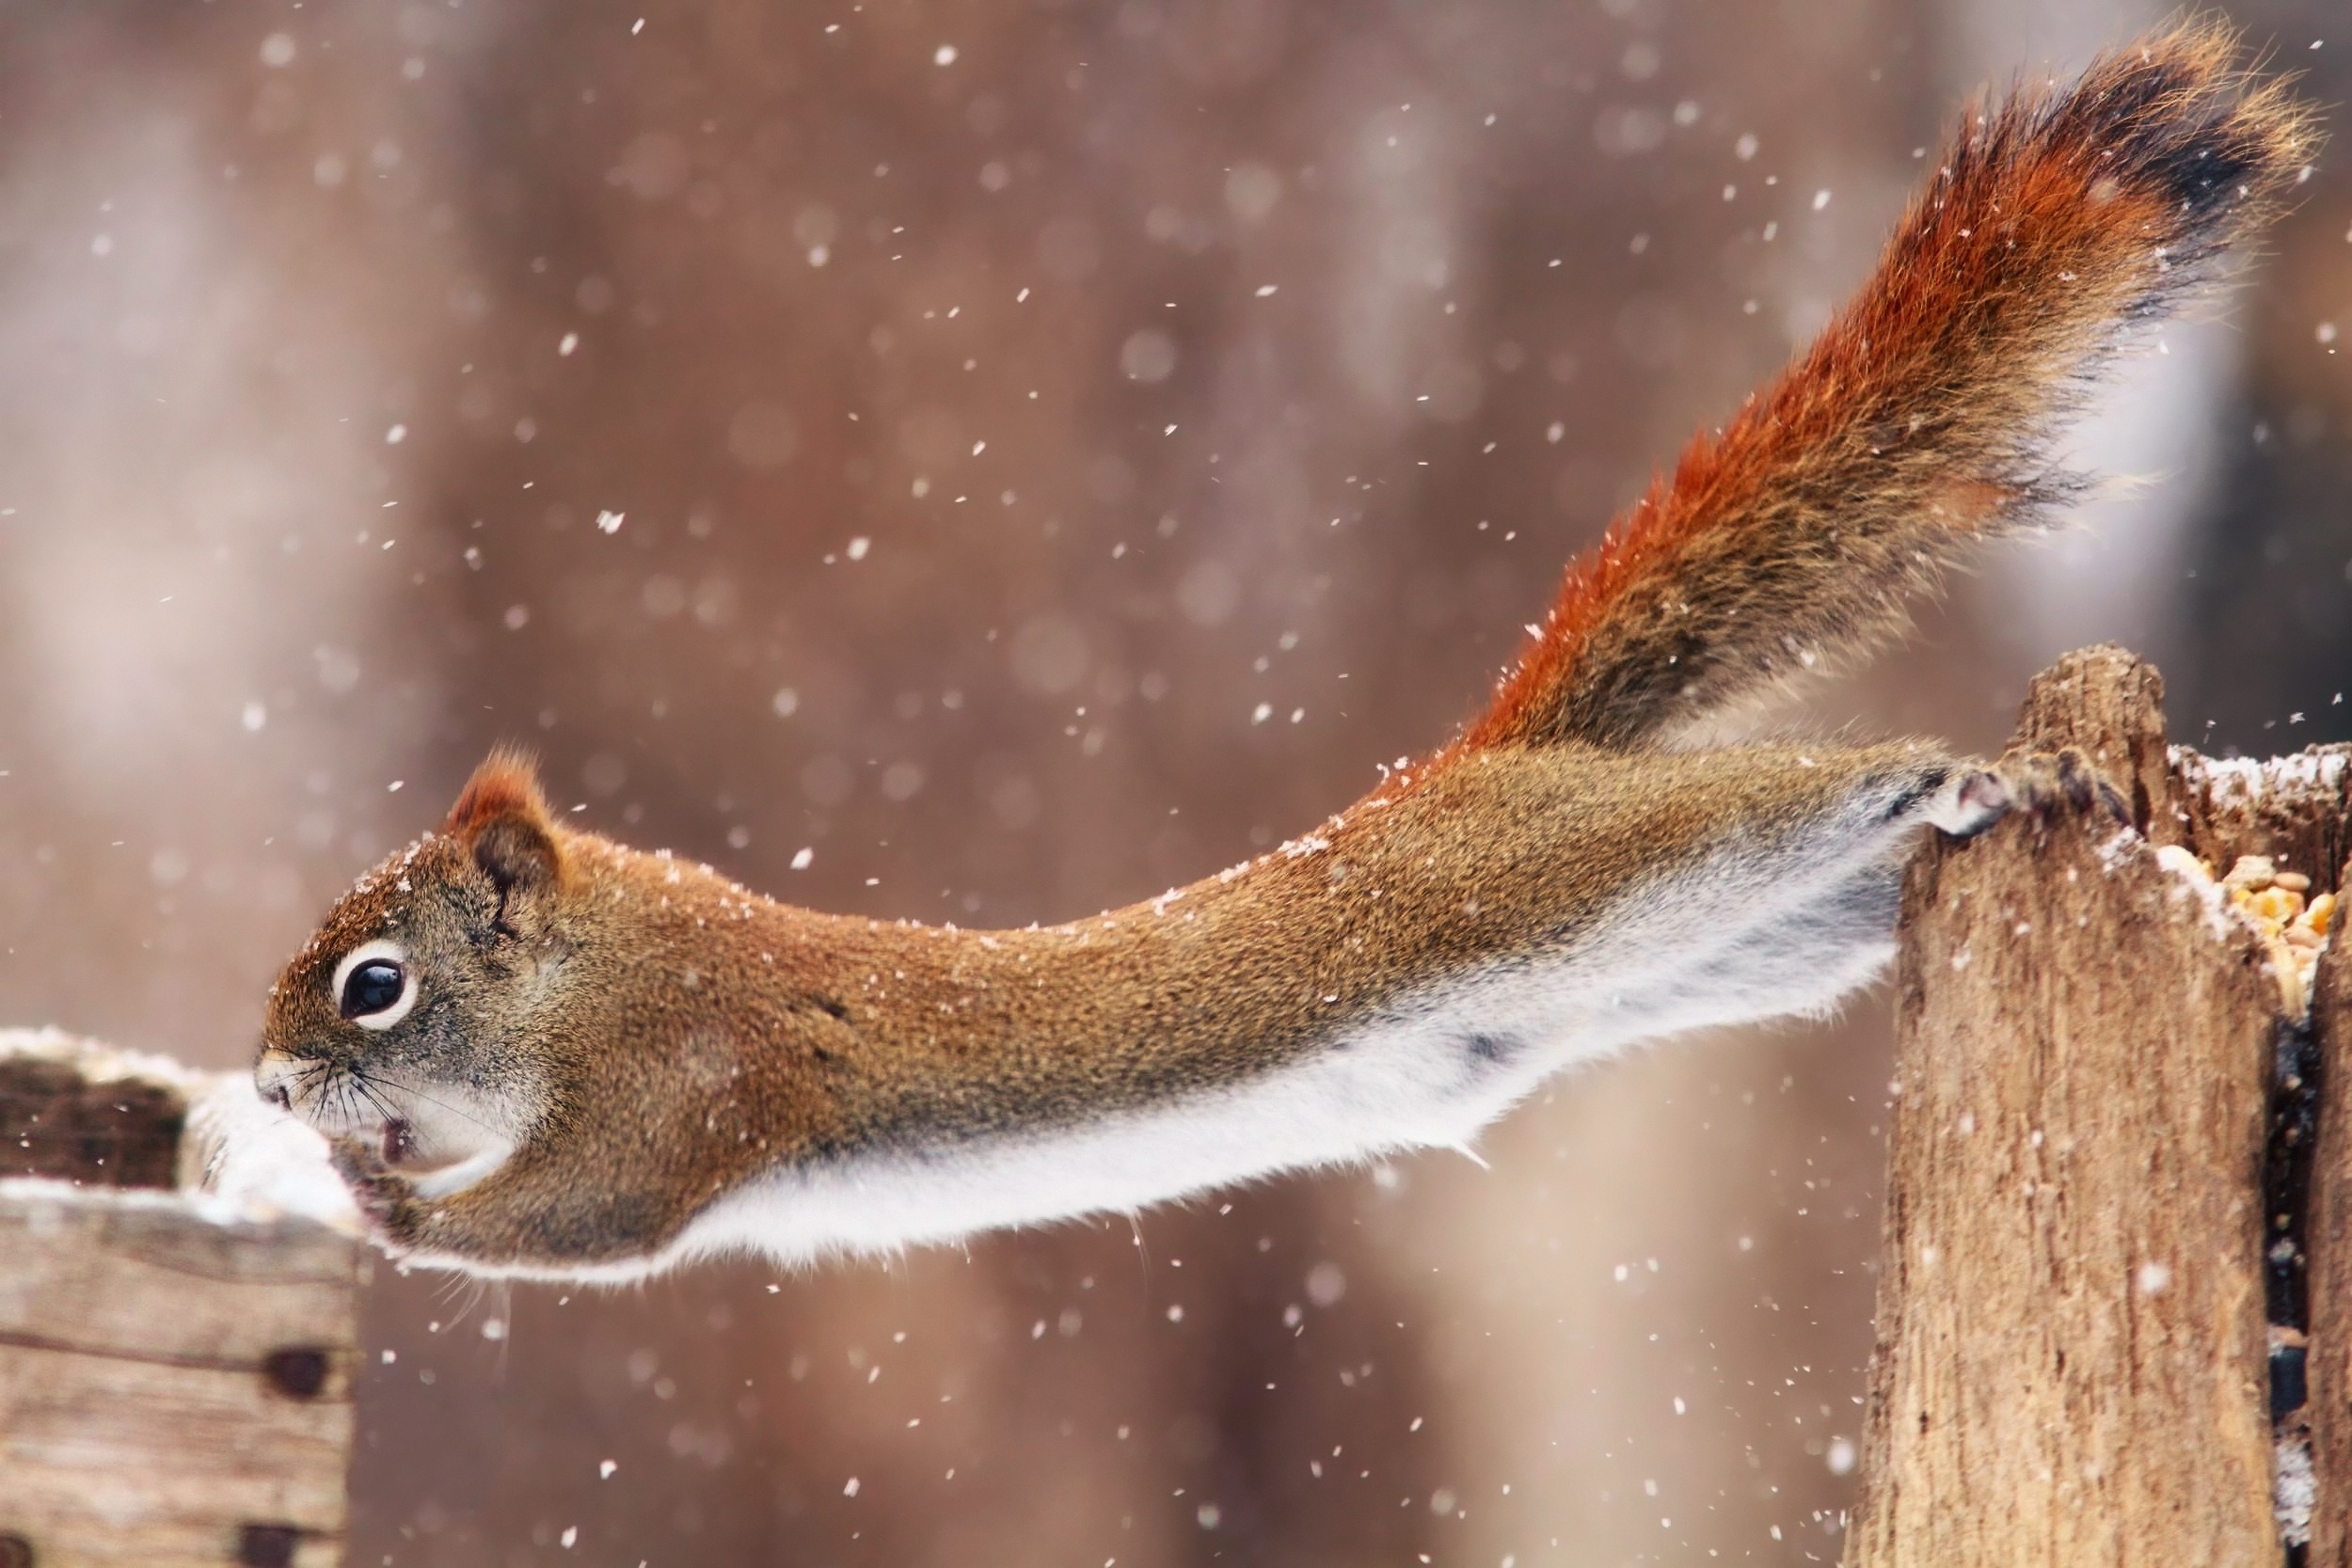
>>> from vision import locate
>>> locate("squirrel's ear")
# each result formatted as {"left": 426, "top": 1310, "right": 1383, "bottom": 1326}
{"left": 446, "top": 750, "right": 562, "bottom": 895}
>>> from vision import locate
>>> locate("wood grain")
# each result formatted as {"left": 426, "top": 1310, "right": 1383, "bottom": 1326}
{"left": 1845, "top": 648, "right": 2291, "bottom": 1565}
{"left": 0, "top": 1057, "right": 181, "bottom": 1188}
{"left": 0, "top": 1054, "right": 364, "bottom": 1568}
{"left": 2309, "top": 925, "right": 2352, "bottom": 1561}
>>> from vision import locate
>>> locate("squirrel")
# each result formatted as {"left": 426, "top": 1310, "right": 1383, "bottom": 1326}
{"left": 257, "top": 24, "right": 2312, "bottom": 1280}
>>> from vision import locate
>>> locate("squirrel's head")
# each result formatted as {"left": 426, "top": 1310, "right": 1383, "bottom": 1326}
{"left": 257, "top": 751, "right": 570, "bottom": 1202}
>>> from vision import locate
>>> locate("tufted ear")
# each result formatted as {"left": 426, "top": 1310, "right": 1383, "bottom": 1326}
{"left": 446, "top": 749, "right": 562, "bottom": 897}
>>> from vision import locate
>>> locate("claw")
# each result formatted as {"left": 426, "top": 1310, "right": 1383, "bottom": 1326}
{"left": 2005, "top": 747, "right": 2130, "bottom": 821}
{"left": 1926, "top": 748, "right": 2133, "bottom": 839}
{"left": 1972, "top": 747, "right": 2133, "bottom": 832}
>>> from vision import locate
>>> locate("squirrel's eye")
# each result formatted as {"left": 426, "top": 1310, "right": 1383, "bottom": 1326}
{"left": 331, "top": 940, "right": 417, "bottom": 1029}
{"left": 341, "top": 960, "right": 406, "bottom": 1020}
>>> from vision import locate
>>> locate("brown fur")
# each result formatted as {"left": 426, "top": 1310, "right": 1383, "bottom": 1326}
{"left": 266, "top": 738, "right": 1948, "bottom": 1265}
{"left": 258, "top": 24, "right": 2312, "bottom": 1274}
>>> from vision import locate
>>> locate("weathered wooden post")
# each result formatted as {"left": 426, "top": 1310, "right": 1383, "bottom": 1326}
{"left": 0, "top": 1033, "right": 365, "bottom": 1568}
{"left": 1846, "top": 646, "right": 2352, "bottom": 1564}
{"left": 2305, "top": 817, "right": 2352, "bottom": 1563}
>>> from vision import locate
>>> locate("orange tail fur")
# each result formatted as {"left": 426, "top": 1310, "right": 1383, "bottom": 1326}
{"left": 1465, "top": 21, "right": 2312, "bottom": 754}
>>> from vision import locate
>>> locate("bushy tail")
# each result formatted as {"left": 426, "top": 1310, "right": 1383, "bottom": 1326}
{"left": 1463, "top": 21, "right": 2312, "bottom": 753}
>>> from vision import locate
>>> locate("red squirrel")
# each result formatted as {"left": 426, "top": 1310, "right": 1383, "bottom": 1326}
{"left": 257, "top": 24, "right": 2312, "bottom": 1279}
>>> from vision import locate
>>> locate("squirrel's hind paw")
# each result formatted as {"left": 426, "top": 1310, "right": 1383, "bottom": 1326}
{"left": 1937, "top": 748, "right": 2131, "bottom": 839}
{"left": 1922, "top": 768, "right": 2013, "bottom": 838}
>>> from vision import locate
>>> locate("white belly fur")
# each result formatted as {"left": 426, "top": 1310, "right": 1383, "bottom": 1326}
{"left": 662, "top": 803, "right": 1922, "bottom": 1277}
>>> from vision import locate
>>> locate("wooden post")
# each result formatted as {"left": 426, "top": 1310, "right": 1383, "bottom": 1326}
{"left": 2307, "top": 819, "right": 2352, "bottom": 1561}
{"left": 0, "top": 1035, "right": 365, "bottom": 1568}
{"left": 1845, "top": 647, "right": 2352, "bottom": 1564}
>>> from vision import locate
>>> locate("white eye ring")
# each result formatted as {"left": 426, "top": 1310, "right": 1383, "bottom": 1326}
{"left": 332, "top": 938, "right": 418, "bottom": 1031}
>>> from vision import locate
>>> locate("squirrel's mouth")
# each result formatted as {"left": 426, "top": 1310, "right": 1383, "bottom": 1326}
{"left": 354, "top": 1110, "right": 474, "bottom": 1179}
{"left": 381, "top": 1117, "right": 418, "bottom": 1166}
{"left": 256, "top": 1055, "right": 470, "bottom": 1176}
{"left": 253, "top": 1048, "right": 530, "bottom": 1200}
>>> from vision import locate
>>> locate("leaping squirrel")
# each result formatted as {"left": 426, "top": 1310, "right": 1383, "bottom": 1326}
{"left": 259, "top": 25, "right": 2312, "bottom": 1280}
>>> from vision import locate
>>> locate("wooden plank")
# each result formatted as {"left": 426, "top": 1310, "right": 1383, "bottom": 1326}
{"left": 1844, "top": 648, "right": 2282, "bottom": 1565}
{"left": 0, "top": 1041, "right": 365, "bottom": 1568}
{"left": 0, "top": 1187, "right": 359, "bottom": 1367}
{"left": 0, "top": 1058, "right": 180, "bottom": 1189}
{"left": 1, "top": 1349, "right": 350, "bottom": 1567}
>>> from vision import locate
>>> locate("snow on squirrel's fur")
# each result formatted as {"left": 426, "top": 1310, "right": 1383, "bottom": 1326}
{"left": 0, "top": 1026, "right": 359, "bottom": 1233}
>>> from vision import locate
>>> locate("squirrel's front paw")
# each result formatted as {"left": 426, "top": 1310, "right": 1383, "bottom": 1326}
{"left": 328, "top": 1134, "right": 430, "bottom": 1247}
{"left": 1937, "top": 748, "right": 2130, "bottom": 839}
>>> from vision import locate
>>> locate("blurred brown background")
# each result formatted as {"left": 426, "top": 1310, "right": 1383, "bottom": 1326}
{"left": 2, "top": 0, "right": 2346, "bottom": 1562}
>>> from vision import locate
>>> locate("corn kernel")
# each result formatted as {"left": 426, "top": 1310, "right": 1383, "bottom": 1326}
{"left": 2224, "top": 854, "right": 2278, "bottom": 892}
{"left": 2248, "top": 887, "right": 2305, "bottom": 927}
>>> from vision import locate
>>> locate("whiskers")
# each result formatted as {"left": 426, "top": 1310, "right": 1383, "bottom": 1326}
{"left": 278, "top": 1055, "right": 506, "bottom": 1143}
{"left": 351, "top": 1063, "right": 506, "bottom": 1138}
{"left": 278, "top": 1057, "right": 361, "bottom": 1131}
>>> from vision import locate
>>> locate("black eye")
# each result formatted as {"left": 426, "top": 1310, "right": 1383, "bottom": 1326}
{"left": 341, "top": 959, "right": 406, "bottom": 1020}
